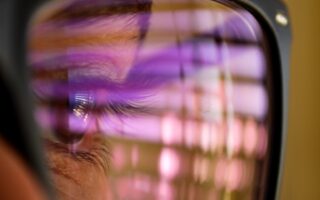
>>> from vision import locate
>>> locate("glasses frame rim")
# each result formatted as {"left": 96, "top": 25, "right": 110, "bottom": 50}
{"left": 0, "top": 0, "right": 291, "bottom": 199}
{"left": 216, "top": 1, "right": 291, "bottom": 199}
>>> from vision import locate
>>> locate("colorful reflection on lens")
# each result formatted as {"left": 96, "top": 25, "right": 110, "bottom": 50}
{"left": 29, "top": 0, "right": 274, "bottom": 199}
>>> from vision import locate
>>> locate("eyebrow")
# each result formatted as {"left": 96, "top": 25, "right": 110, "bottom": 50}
{"left": 46, "top": 0, "right": 151, "bottom": 22}
{"left": 30, "top": 0, "right": 152, "bottom": 50}
{"left": 30, "top": 16, "right": 140, "bottom": 52}
{"left": 37, "top": 0, "right": 152, "bottom": 41}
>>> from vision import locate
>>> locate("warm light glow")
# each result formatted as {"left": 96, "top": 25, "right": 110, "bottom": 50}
{"left": 243, "top": 119, "right": 258, "bottom": 156}
{"left": 226, "top": 118, "right": 243, "bottom": 156}
{"left": 112, "top": 145, "right": 126, "bottom": 170}
{"left": 30, "top": 0, "right": 272, "bottom": 198}
{"left": 201, "top": 122, "right": 211, "bottom": 152}
{"left": 157, "top": 180, "right": 174, "bottom": 200}
{"left": 161, "top": 113, "right": 182, "bottom": 145}
{"left": 184, "top": 120, "right": 197, "bottom": 148}
{"left": 159, "top": 148, "right": 180, "bottom": 180}
{"left": 131, "top": 145, "right": 139, "bottom": 167}
{"left": 214, "top": 158, "right": 227, "bottom": 189}
{"left": 225, "top": 159, "right": 245, "bottom": 191}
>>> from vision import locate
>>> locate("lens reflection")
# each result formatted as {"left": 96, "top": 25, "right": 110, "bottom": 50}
{"left": 29, "top": 0, "right": 272, "bottom": 199}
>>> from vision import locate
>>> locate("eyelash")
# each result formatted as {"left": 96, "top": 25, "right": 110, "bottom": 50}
{"left": 104, "top": 98, "right": 149, "bottom": 116}
{"left": 32, "top": 63, "right": 156, "bottom": 145}
{"left": 35, "top": 89, "right": 149, "bottom": 144}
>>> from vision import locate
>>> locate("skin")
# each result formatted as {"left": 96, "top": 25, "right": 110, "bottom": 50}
{"left": 29, "top": 1, "right": 146, "bottom": 199}
{"left": 0, "top": 138, "right": 46, "bottom": 200}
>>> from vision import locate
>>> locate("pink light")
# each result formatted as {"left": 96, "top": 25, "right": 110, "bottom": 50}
{"left": 98, "top": 114, "right": 123, "bottom": 136}
{"left": 243, "top": 119, "right": 258, "bottom": 156}
{"left": 257, "top": 126, "right": 268, "bottom": 159}
{"left": 166, "top": 89, "right": 183, "bottom": 111}
{"left": 225, "top": 159, "right": 245, "bottom": 191}
{"left": 122, "top": 116, "right": 162, "bottom": 141}
{"left": 201, "top": 92, "right": 224, "bottom": 121}
{"left": 227, "top": 118, "right": 243, "bottom": 155}
{"left": 161, "top": 114, "right": 182, "bottom": 145}
{"left": 200, "top": 122, "right": 211, "bottom": 152}
{"left": 157, "top": 180, "right": 174, "bottom": 200}
{"left": 184, "top": 120, "right": 197, "bottom": 148}
{"left": 215, "top": 159, "right": 250, "bottom": 191}
{"left": 217, "top": 122, "right": 227, "bottom": 151}
{"left": 159, "top": 148, "right": 180, "bottom": 180}
{"left": 214, "top": 158, "right": 227, "bottom": 189}
{"left": 112, "top": 145, "right": 126, "bottom": 170}
{"left": 133, "top": 175, "right": 152, "bottom": 195}
{"left": 131, "top": 145, "right": 139, "bottom": 167}
{"left": 100, "top": 116, "right": 162, "bottom": 142}
{"left": 193, "top": 156, "right": 210, "bottom": 182}
{"left": 198, "top": 158, "right": 209, "bottom": 182}
{"left": 210, "top": 124, "right": 219, "bottom": 153}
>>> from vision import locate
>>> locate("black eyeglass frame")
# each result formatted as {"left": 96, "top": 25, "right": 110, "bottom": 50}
{"left": 0, "top": 0, "right": 291, "bottom": 199}
{"left": 218, "top": 1, "right": 291, "bottom": 199}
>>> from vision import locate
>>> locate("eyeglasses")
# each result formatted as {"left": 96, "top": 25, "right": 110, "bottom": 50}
{"left": 0, "top": 0, "right": 291, "bottom": 199}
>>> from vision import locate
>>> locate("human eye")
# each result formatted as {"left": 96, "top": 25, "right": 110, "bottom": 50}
{"left": 34, "top": 88, "right": 93, "bottom": 145}
{"left": 33, "top": 76, "right": 150, "bottom": 146}
{"left": 26, "top": 0, "right": 280, "bottom": 199}
{"left": 27, "top": 0, "right": 154, "bottom": 199}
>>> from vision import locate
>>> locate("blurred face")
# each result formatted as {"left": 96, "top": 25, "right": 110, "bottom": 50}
{"left": 29, "top": 1, "right": 150, "bottom": 199}
{"left": 29, "top": 0, "right": 274, "bottom": 199}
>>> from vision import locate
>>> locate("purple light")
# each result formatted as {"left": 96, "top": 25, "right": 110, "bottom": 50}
{"left": 232, "top": 84, "right": 268, "bottom": 119}
{"left": 30, "top": 1, "right": 272, "bottom": 198}
{"left": 222, "top": 45, "right": 266, "bottom": 79}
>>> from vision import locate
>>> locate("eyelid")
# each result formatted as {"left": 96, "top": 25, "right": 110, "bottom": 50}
{"left": 103, "top": 100, "right": 150, "bottom": 116}
{"left": 31, "top": 53, "right": 116, "bottom": 75}
{"left": 36, "top": 90, "right": 150, "bottom": 118}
